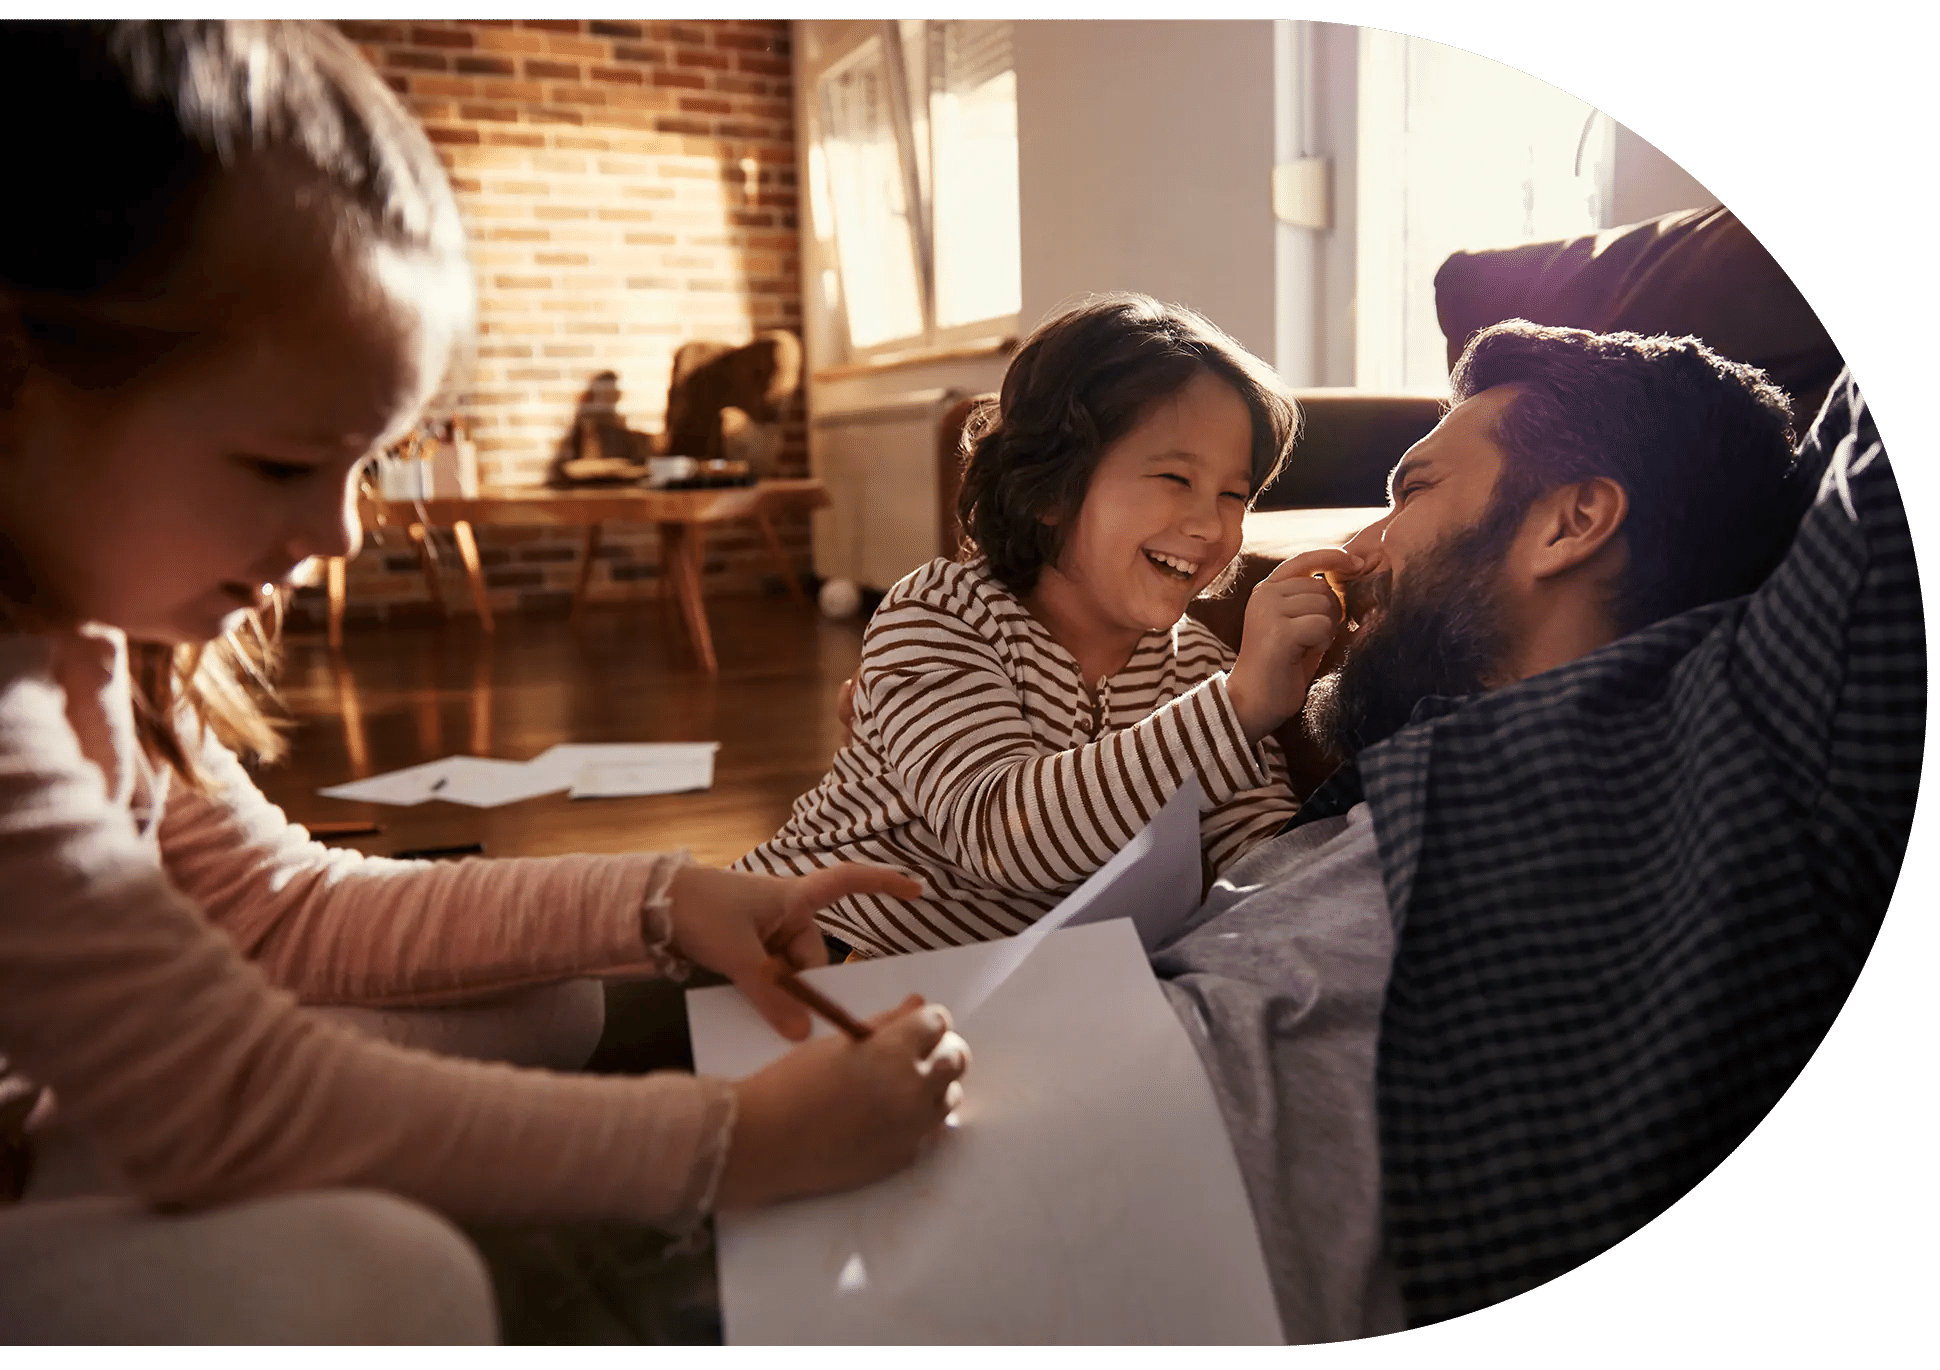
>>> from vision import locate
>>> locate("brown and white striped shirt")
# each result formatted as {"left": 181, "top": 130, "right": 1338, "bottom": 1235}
{"left": 736, "top": 558, "right": 1299, "bottom": 956}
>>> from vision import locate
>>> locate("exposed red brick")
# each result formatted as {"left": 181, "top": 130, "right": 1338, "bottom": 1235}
{"left": 713, "top": 31, "right": 780, "bottom": 53}
{"left": 387, "top": 50, "right": 449, "bottom": 73}
{"left": 336, "top": 17, "right": 805, "bottom": 620}
{"left": 412, "top": 76, "right": 477, "bottom": 99}
{"left": 411, "top": 27, "right": 474, "bottom": 49}
{"left": 676, "top": 49, "right": 731, "bottom": 71}
{"left": 519, "top": 20, "right": 582, "bottom": 34}
{"left": 338, "top": 21, "right": 404, "bottom": 44}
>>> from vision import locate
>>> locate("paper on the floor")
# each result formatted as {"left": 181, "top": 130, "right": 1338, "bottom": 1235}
{"left": 531, "top": 742, "right": 720, "bottom": 798}
{"left": 316, "top": 755, "right": 561, "bottom": 808}
{"left": 317, "top": 743, "right": 722, "bottom": 808}
{"left": 687, "top": 917, "right": 1283, "bottom": 1345}
{"left": 949, "top": 775, "right": 1205, "bottom": 1022}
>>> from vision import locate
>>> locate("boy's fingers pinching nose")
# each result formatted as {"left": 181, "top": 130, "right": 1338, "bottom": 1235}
{"left": 1266, "top": 547, "right": 1363, "bottom": 584}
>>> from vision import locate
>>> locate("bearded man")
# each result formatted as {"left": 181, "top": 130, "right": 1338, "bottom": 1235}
{"left": 1154, "top": 323, "right": 1921, "bottom": 1342}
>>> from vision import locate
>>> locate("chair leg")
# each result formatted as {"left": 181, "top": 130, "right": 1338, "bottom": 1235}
{"left": 327, "top": 556, "right": 347, "bottom": 651}
{"left": 659, "top": 521, "right": 717, "bottom": 674}
{"left": 571, "top": 522, "right": 602, "bottom": 617}
{"left": 408, "top": 523, "right": 450, "bottom": 620}
{"left": 451, "top": 520, "right": 495, "bottom": 632}
{"left": 754, "top": 509, "right": 810, "bottom": 610}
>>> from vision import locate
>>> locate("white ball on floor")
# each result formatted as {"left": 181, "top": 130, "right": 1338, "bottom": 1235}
{"left": 818, "top": 577, "right": 862, "bottom": 620}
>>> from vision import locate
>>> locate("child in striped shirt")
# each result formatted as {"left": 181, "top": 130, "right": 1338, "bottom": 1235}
{"left": 739, "top": 295, "right": 1360, "bottom": 956}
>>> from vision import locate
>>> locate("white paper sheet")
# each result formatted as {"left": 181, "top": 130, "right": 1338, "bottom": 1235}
{"left": 687, "top": 917, "right": 1284, "bottom": 1345}
{"left": 527, "top": 742, "right": 720, "bottom": 796}
{"left": 315, "top": 755, "right": 563, "bottom": 808}
{"left": 950, "top": 775, "right": 1206, "bottom": 1022}
{"left": 316, "top": 743, "right": 722, "bottom": 808}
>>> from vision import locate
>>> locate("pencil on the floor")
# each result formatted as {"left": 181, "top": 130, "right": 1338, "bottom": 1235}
{"left": 307, "top": 820, "right": 384, "bottom": 839}
{"left": 760, "top": 956, "right": 874, "bottom": 1041}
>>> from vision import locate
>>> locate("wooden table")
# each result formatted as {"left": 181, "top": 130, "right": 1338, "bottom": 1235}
{"left": 328, "top": 477, "right": 830, "bottom": 673}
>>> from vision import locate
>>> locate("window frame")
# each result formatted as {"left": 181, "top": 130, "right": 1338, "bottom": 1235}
{"left": 799, "top": 19, "right": 1023, "bottom": 372}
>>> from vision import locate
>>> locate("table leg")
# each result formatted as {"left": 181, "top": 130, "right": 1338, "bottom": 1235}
{"left": 753, "top": 508, "right": 810, "bottom": 610}
{"left": 408, "top": 523, "right": 449, "bottom": 619}
{"left": 571, "top": 522, "right": 602, "bottom": 617}
{"left": 451, "top": 519, "right": 495, "bottom": 632}
{"left": 658, "top": 521, "right": 717, "bottom": 674}
{"left": 326, "top": 556, "right": 347, "bottom": 651}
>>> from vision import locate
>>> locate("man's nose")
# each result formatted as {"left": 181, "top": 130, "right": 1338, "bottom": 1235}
{"left": 1341, "top": 513, "right": 1388, "bottom": 569}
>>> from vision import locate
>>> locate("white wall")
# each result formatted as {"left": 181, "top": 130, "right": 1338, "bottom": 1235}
{"left": 1013, "top": 21, "right": 1279, "bottom": 361}
{"left": 1610, "top": 120, "right": 1719, "bottom": 225}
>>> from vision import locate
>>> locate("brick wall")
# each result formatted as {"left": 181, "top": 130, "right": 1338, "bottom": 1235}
{"left": 298, "top": 19, "right": 805, "bottom": 631}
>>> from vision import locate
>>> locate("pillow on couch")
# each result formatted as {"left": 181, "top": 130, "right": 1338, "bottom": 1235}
{"left": 1435, "top": 206, "right": 1845, "bottom": 426}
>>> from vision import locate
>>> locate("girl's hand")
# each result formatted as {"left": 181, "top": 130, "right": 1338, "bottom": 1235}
{"left": 666, "top": 863, "right": 924, "bottom": 1039}
{"left": 1225, "top": 548, "right": 1364, "bottom": 743}
{"left": 715, "top": 995, "right": 971, "bottom": 1209}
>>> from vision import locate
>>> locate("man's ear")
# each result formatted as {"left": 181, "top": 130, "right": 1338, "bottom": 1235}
{"left": 1527, "top": 476, "right": 1628, "bottom": 581}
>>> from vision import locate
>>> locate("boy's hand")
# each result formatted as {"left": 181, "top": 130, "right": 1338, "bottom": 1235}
{"left": 716, "top": 995, "right": 971, "bottom": 1209}
{"left": 666, "top": 863, "right": 925, "bottom": 1039}
{"left": 1225, "top": 548, "right": 1363, "bottom": 743}
{"left": 836, "top": 677, "right": 857, "bottom": 742}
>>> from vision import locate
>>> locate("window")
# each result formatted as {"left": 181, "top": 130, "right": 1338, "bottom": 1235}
{"left": 805, "top": 20, "right": 1022, "bottom": 363}
{"left": 1353, "top": 29, "right": 1614, "bottom": 390}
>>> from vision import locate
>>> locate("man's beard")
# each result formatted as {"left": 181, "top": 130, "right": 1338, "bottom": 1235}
{"left": 1302, "top": 507, "right": 1520, "bottom": 760}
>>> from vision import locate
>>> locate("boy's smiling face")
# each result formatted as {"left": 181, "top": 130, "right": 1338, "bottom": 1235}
{"left": 1027, "top": 369, "right": 1255, "bottom": 661}
{"left": 0, "top": 160, "right": 466, "bottom": 646}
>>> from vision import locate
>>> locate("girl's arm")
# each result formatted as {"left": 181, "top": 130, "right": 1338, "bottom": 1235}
{"left": 0, "top": 657, "right": 963, "bottom": 1226}
{"left": 860, "top": 575, "right": 1279, "bottom": 894}
{"left": 161, "top": 732, "right": 682, "bottom": 1005}
{"left": 1200, "top": 730, "right": 1300, "bottom": 874}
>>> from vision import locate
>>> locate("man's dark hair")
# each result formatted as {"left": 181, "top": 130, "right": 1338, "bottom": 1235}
{"left": 955, "top": 294, "right": 1299, "bottom": 596}
{"left": 1452, "top": 320, "right": 1801, "bottom": 634}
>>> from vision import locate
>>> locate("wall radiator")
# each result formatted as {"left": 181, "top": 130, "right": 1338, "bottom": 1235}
{"left": 809, "top": 387, "right": 966, "bottom": 592}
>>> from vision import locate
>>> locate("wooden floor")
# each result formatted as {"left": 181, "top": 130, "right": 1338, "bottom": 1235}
{"left": 255, "top": 595, "right": 864, "bottom": 868}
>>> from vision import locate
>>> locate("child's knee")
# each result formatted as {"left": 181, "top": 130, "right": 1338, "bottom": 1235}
{"left": 262, "top": 1189, "right": 497, "bottom": 1343}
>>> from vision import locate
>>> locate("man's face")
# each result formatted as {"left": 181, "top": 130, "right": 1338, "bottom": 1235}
{"left": 1303, "top": 388, "right": 1528, "bottom": 757}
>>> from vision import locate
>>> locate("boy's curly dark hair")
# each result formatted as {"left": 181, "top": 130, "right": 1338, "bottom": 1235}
{"left": 954, "top": 294, "right": 1299, "bottom": 596}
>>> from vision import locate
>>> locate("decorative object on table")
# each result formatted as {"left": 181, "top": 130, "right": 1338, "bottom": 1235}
{"left": 662, "top": 331, "right": 802, "bottom": 477}
{"left": 374, "top": 416, "right": 478, "bottom": 501}
{"left": 553, "top": 370, "right": 657, "bottom": 486}
{"left": 816, "top": 577, "right": 861, "bottom": 620}
{"left": 648, "top": 457, "right": 754, "bottom": 490}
